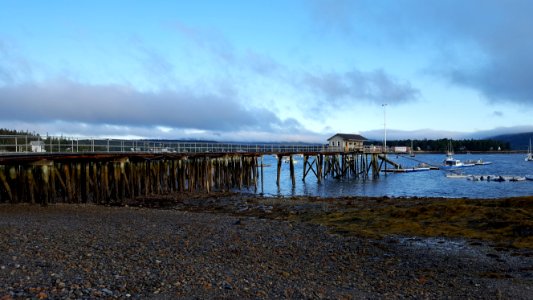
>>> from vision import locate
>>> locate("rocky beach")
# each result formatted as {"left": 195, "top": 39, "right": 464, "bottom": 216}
{"left": 0, "top": 194, "right": 532, "bottom": 299}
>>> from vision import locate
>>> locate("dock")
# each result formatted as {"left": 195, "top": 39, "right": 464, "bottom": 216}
{"left": 0, "top": 136, "right": 402, "bottom": 205}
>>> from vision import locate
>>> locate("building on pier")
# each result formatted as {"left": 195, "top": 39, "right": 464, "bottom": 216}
{"left": 30, "top": 140, "right": 46, "bottom": 152}
{"left": 327, "top": 133, "right": 367, "bottom": 152}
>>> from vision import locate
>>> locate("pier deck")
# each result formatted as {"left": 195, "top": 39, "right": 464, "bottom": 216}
{"left": 0, "top": 136, "right": 397, "bottom": 205}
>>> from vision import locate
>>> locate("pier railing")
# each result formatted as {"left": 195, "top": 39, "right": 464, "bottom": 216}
{"left": 0, "top": 135, "right": 335, "bottom": 154}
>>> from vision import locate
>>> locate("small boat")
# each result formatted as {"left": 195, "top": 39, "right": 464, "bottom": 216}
{"left": 482, "top": 175, "right": 526, "bottom": 182}
{"left": 474, "top": 159, "right": 492, "bottom": 165}
{"left": 441, "top": 140, "right": 474, "bottom": 169}
{"left": 526, "top": 175, "right": 533, "bottom": 181}
{"left": 464, "top": 159, "right": 492, "bottom": 166}
{"left": 409, "top": 140, "right": 415, "bottom": 157}
{"left": 526, "top": 138, "right": 533, "bottom": 162}
{"left": 384, "top": 167, "right": 431, "bottom": 173}
{"left": 282, "top": 157, "right": 298, "bottom": 164}
{"left": 508, "top": 176, "right": 526, "bottom": 182}
{"left": 442, "top": 157, "right": 475, "bottom": 168}
{"left": 446, "top": 173, "right": 468, "bottom": 179}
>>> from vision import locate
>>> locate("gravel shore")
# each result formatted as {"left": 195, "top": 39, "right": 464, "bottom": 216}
{"left": 1, "top": 201, "right": 532, "bottom": 299}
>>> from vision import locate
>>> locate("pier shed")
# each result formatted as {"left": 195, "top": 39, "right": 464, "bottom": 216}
{"left": 327, "top": 133, "right": 367, "bottom": 152}
{"left": 30, "top": 140, "right": 46, "bottom": 152}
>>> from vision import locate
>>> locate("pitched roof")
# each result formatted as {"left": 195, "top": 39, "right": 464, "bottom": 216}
{"left": 327, "top": 133, "right": 367, "bottom": 141}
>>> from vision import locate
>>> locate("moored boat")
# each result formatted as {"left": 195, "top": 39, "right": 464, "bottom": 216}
{"left": 384, "top": 167, "right": 431, "bottom": 173}
{"left": 442, "top": 157, "right": 475, "bottom": 168}
{"left": 409, "top": 140, "right": 415, "bottom": 157}
{"left": 526, "top": 138, "right": 533, "bottom": 162}
{"left": 464, "top": 159, "right": 492, "bottom": 166}
{"left": 475, "top": 159, "right": 492, "bottom": 165}
{"left": 446, "top": 173, "right": 468, "bottom": 178}
{"left": 485, "top": 175, "right": 526, "bottom": 182}
{"left": 441, "top": 140, "right": 474, "bottom": 169}
{"left": 282, "top": 157, "right": 298, "bottom": 164}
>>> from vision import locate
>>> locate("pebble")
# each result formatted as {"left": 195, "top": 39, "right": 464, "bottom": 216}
{"left": 0, "top": 203, "right": 531, "bottom": 299}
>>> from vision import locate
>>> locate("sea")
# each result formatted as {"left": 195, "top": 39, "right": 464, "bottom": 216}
{"left": 250, "top": 153, "right": 533, "bottom": 199}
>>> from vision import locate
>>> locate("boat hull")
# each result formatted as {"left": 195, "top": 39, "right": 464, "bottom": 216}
{"left": 384, "top": 167, "right": 431, "bottom": 173}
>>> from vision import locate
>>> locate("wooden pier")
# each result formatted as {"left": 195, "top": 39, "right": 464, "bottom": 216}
{"left": 0, "top": 149, "right": 395, "bottom": 205}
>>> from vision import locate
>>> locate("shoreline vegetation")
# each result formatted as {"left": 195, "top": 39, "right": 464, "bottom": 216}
{"left": 0, "top": 129, "right": 517, "bottom": 152}
{"left": 1, "top": 193, "right": 532, "bottom": 298}
{"left": 129, "top": 193, "right": 533, "bottom": 249}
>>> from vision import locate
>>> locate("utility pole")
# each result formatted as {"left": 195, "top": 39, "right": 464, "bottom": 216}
{"left": 382, "top": 103, "right": 387, "bottom": 154}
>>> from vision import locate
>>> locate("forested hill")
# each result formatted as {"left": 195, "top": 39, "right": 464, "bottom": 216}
{"left": 378, "top": 138, "right": 510, "bottom": 152}
{"left": 0, "top": 128, "right": 39, "bottom": 136}
{"left": 489, "top": 132, "right": 533, "bottom": 151}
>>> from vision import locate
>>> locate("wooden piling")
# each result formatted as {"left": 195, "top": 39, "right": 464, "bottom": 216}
{"left": 276, "top": 155, "right": 282, "bottom": 186}
{"left": 0, "top": 150, "right": 357, "bottom": 205}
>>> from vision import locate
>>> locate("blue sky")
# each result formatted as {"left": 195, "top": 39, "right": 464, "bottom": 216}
{"left": 1, "top": 0, "right": 533, "bottom": 142}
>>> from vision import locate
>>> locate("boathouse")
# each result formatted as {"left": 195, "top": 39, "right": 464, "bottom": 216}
{"left": 30, "top": 140, "right": 45, "bottom": 152}
{"left": 327, "top": 133, "right": 366, "bottom": 152}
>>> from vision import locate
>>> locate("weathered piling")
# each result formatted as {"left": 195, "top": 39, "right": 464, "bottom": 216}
{"left": 289, "top": 155, "right": 296, "bottom": 186}
{"left": 276, "top": 155, "right": 282, "bottom": 186}
{"left": 0, "top": 154, "right": 259, "bottom": 205}
{"left": 0, "top": 149, "right": 394, "bottom": 205}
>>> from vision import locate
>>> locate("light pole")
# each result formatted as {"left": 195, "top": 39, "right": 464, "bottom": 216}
{"left": 382, "top": 103, "right": 387, "bottom": 154}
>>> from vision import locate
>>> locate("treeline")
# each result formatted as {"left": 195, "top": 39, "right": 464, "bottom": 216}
{"left": 0, "top": 128, "right": 40, "bottom": 136}
{"left": 379, "top": 138, "right": 510, "bottom": 152}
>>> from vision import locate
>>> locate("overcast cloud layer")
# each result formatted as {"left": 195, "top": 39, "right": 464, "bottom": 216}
{"left": 0, "top": 80, "right": 285, "bottom": 131}
{"left": 311, "top": 0, "right": 533, "bottom": 106}
{"left": 1, "top": 1, "right": 532, "bottom": 141}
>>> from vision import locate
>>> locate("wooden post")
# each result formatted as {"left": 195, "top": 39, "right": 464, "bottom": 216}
{"left": 289, "top": 154, "right": 295, "bottom": 186}
{"left": 260, "top": 156, "right": 264, "bottom": 193}
{"left": 26, "top": 166, "right": 36, "bottom": 204}
{"left": 302, "top": 155, "right": 308, "bottom": 181}
{"left": 317, "top": 154, "right": 323, "bottom": 183}
{"left": 42, "top": 164, "right": 50, "bottom": 205}
{"left": 0, "top": 166, "right": 13, "bottom": 202}
{"left": 276, "top": 155, "right": 282, "bottom": 186}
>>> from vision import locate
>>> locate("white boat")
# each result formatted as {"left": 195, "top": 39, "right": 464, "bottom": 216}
{"left": 442, "top": 141, "right": 474, "bottom": 169}
{"left": 384, "top": 167, "right": 430, "bottom": 173}
{"left": 446, "top": 173, "right": 468, "bottom": 179}
{"left": 475, "top": 159, "right": 492, "bottom": 165}
{"left": 464, "top": 159, "right": 492, "bottom": 165}
{"left": 409, "top": 140, "right": 415, "bottom": 157}
{"left": 282, "top": 157, "right": 298, "bottom": 164}
{"left": 486, "top": 175, "right": 505, "bottom": 182}
{"left": 508, "top": 176, "right": 526, "bottom": 182}
{"left": 526, "top": 138, "right": 533, "bottom": 162}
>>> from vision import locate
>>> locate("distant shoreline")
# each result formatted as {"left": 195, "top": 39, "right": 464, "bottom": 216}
{"left": 407, "top": 150, "right": 527, "bottom": 154}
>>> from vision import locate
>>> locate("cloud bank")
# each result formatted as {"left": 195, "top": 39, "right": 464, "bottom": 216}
{"left": 301, "top": 69, "right": 419, "bottom": 105}
{"left": 309, "top": 0, "right": 533, "bottom": 106}
{"left": 0, "top": 79, "right": 297, "bottom": 133}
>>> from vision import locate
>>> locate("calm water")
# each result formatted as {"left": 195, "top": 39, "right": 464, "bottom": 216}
{"left": 250, "top": 153, "right": 533, "bottom": 198}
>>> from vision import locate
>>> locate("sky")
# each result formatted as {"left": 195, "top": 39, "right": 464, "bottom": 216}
{"left": 1, "top": 0, "right": 533, "bottom": 142}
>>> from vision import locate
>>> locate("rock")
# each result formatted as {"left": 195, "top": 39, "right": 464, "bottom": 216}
{"left": 101, "top": 288, "right": 113, "bottom": 296}
{"left": 222, "top": 282, "right": 232, "bottom": 290}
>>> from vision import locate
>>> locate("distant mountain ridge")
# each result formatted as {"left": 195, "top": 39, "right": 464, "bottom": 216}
{"left": 488, "top": 132, "right": 533, "bottom": 150}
